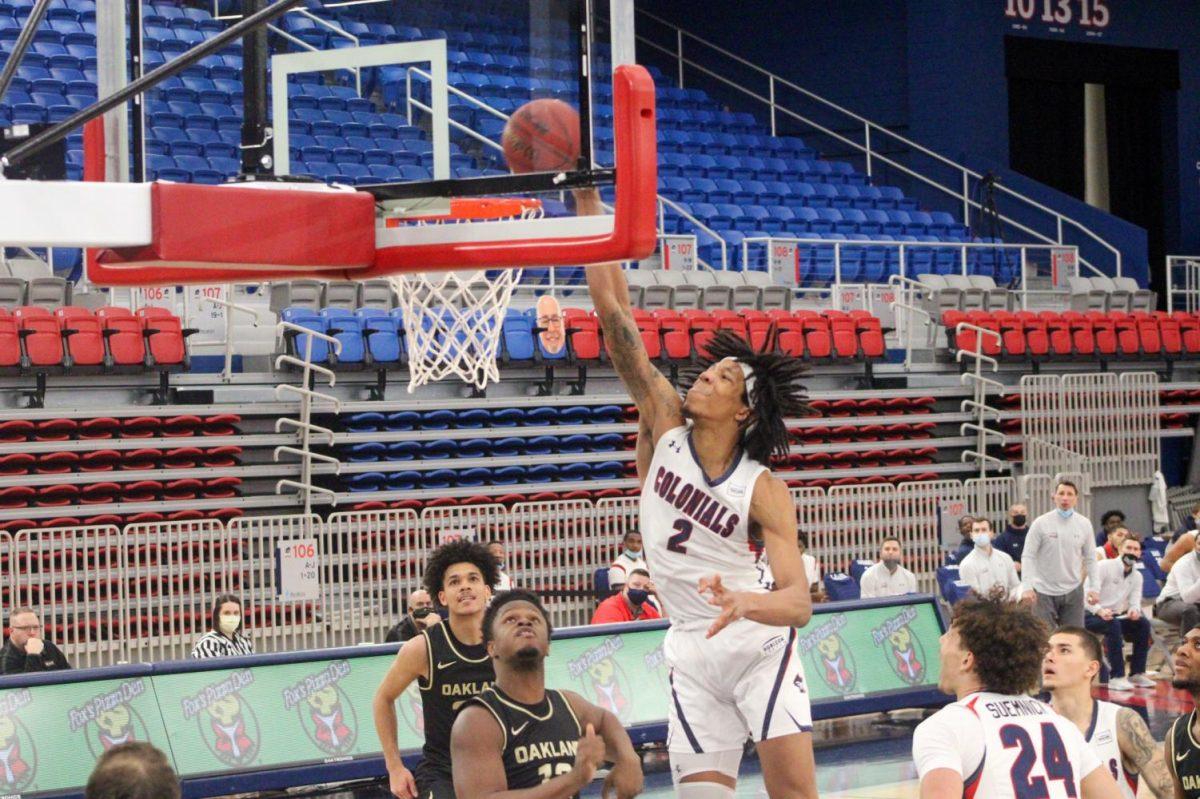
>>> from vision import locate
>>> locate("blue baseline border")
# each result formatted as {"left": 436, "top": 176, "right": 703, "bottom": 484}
{"left": 4, "top": 593, "right": 949, "bottom": 798}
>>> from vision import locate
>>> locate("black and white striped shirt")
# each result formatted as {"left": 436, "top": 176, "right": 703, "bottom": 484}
{"left": 190, "top": 631, "right": 254, "bottom": 659}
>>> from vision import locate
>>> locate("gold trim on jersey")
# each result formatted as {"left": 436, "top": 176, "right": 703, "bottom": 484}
{"left": 474, "top": 691, "right": 509, "bottom": 751}
{"left": 488, "top": 686, "right": 556, "bottom": 721}
{"left": 417, "top": 628, "right": 434, "bottom": 692}
{"left": 439, "top": 620, "right": 490, "bottom": 664}
{"left": 558, "top": 690, "right": 583, "bottom": 738}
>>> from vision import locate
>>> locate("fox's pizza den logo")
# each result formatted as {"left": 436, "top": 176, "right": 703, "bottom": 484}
{"left": 798, "top": 615, "right": 858, "bottom": 695}
{"left": 283, "top": 661, "right": 357, "bottom": 756}
{"left": 69, "top": 679, "right": 151, "bottom": 759}
{"left": 568, "top": 637, "right": 633, "bottom": 722}
{"left": 182, "top": 670, "right": 260, "bottom": 767}
{"left": 872, "top": 607, "right": 927, "bottom": 686}
{"left": 0, "top": 690, "right": 36, "bottom": 793}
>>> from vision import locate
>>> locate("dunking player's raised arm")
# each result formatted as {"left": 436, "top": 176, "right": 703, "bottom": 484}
{"left": 576, "top": 189, "right": 683, "bottom": 461}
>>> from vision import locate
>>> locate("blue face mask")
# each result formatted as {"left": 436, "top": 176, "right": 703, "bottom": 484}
{"left": 626, "top": 588, "right": 649, "bottom": 606}
{"left": 1056, "top": 508, "right": 1074, "bottom": 519}
{"left": 624, "top": 549, "right": 641, "bottom": 560}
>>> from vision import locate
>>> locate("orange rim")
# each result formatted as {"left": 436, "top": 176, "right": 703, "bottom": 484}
{"left": 384, "top": 197, "right": 543, "bottom": 227}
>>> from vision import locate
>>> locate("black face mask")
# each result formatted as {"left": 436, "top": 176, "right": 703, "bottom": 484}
{"left": 1012, "top": 515, "right": 1027, "bottom": 528}
{"left": 1122, "top": 554, "right": 1139, "bottom": 567}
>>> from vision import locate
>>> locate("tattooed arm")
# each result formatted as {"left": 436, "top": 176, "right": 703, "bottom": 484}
{"left": 577, "top": 189, "right": 683, "bottom": 460}
{"left": 1117, "top": 707, "right": 1174, "bottom": 798}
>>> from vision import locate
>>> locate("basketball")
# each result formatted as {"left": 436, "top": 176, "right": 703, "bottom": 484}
{"left": 501, "top": 99, "right": 581, "bottom": 174}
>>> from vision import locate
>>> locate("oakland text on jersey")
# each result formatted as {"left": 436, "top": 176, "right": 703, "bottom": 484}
{"left": 514, "top": 739, "right": 579, "bottom": 765}
{"left": 652, "top": 466, "right": 740, "bottom": 538}
{"left": 983, "top": 697, "right": 1050, "bottom": 719}
{"left": 441, "top": 681, "right": 490, "bottom": 697}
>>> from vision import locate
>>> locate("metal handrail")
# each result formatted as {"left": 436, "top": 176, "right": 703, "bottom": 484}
{"left": 187, "top": 291, "right": 263, "bottom": 382}
{"left": 657, "top": 195, "right": 727, "bottom": 269}
{"left": 268, "top": 24, "right": 361, "bottom": 94}
{"left": 636, "top": 10, "right": 1122, "bottom": 277}
{"left": 275, "top": 417, "right": 336, "bottom": 445}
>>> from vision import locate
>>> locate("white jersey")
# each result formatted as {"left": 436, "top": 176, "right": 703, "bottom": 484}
{"left": 1086, "top": 699, "right": 1138, "bottom": 799}
{"left": 913, "top": 691, "right": 1101, "bottom": 798}
{"left": 640, "top": 425, "right": 768, "bottom": 627}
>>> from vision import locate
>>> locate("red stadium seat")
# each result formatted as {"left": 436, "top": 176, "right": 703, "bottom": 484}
{"left": 0, "top": 420, "right": 33, "bottom": 442}
{"left": 163, "top": 479, "right": 203, "bottom": 501}
{"left": 123, "top": 480, "right": 163, "bottom": 503}
{"left": 54, "top": 307, "right": 106, "bottom": 369}
{"left": 0, "top": 454, "right": 33, "bottom": 475}
{"left": 122, "top": 417, "right": 161, "bottom": 438}
{"left": 13, "top": 306, "right": 65, "bottom": 369}
{"left": 201, "top": 446, "right": 242, "bottom": 467}
{"left": 35, "top": 418, "right": 76, "bottom": 441}
{"left": 162, "top": 447, "right": 203, "bottom": 469}
{"left": 136, "top": 307, "right": 193, "bottom": 367}
{"left": 629, "top": 309, "right": 663, "bottom": 360}
{"left": 35, "top": 451, "right": 78, "bottom": 474}
{"left": 0, "top": 311, "right": 20, "bottom": 371}
{"left": 79, "top": 417, "right": 120, "bottom": 439}
{"left": 163, "top": 415, "right": 202, "bottom": 437}
{"left": 202, "top": 477, "right": 241, "bottom": 498}
{"left": 35, "top": 484, "right": 79, "bottom": 507}
{"left": 81, "top": 482, "right": 121, "bottom": 505}
{"left": 563, "top": 310, "right": 602, "bottom": 361}
{"left": 95, "top": 307, "right": 147, "bottom": 369}
{"left": 123, "top": 448, "right": 162, "bottom": 471}
{"left": 202, "top": 413, "right": 241, "bottom": 436}
{"left": 80, "top": 450, "right": 121, "bottom": 472}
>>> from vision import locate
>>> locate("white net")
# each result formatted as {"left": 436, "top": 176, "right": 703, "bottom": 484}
{"left": 389, "top": 267, "right": 523, "bottom": 392}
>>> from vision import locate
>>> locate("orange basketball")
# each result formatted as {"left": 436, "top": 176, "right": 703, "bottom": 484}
{"left": 501, "top": 99, "right": 581, "bottom": 174}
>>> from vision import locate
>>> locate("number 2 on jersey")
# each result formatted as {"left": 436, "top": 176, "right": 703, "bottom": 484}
{"left": 1000, "top": 723, "right": 1078, "bottom": 798}
{"left": 667, "top": 519, "right": 693, "bottom": 554}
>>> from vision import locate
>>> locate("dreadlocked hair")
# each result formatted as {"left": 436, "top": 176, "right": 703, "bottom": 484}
{"left": 681, "top": 329, "right": 812, "bottom": 465}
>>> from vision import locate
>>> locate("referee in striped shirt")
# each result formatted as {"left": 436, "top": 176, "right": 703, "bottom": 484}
{"left": 190, "top": 594, "right": 254, "bottom": 659}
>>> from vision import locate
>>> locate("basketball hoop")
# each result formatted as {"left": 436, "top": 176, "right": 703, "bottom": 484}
{"left": 387, "top": 198, "right": 542, "bottom": 392}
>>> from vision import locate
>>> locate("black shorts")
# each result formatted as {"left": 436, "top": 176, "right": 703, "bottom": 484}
{"left": 413, "top": 761, "right": 456, "bottom": 799}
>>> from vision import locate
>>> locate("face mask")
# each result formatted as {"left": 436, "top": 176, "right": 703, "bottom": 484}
{"left": 882, "top": 557, "right": 900, "bottom": 571}
{"left": 626, "top": 588, "right": 649, "bottom": 606}
{"left": 1056, "top": 508, "right": 1074, "bottom": 519}
{"left": 1012, "top": 515, "right": 1026, "bottom": 527}
{"left": 624, "top": 549, "right": 640, "bottom": 560}
{"left": 973, "top": 532, "right": 991, "bottom": 549}
{"left": 1122, "top": 554, "right": 1139, "bottom": 567}
{"left": 218, "top": 615, "right": 240, "bottom": 635}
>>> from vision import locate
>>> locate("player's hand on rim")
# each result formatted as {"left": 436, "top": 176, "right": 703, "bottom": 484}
{"left": 699, "top": 574, "right": 749, "bottom": 638}
{"left": 386, "top": 763, "right": 417, "bottom": 799}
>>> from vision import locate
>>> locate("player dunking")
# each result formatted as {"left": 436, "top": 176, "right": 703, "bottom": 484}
{"left": 580, "top": 188, "right": 817, "bottom": 799}
{"left": 1043, "top": 627, "right": 1173, "bottom": 798}
{"left": 913, "top": 597, "right": 1121, "bottom": 798}
{"left": 373, "top": 541, "right": 498, "bottom": 799}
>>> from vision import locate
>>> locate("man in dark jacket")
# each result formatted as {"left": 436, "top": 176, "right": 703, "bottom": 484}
{"left": 1, "top": 607, "right": 70, "bottom": 674}
{"left": 384, "top": 589, "right": 441, "bottom": 643}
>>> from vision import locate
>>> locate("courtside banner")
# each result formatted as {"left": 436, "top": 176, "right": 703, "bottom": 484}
{"left": 0, "top": 596, "right": 945, "bottom": 798}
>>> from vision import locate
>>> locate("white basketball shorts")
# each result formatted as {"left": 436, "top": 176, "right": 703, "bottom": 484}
{"left": 664, "top": 619, "right": 813, "bottom": 754}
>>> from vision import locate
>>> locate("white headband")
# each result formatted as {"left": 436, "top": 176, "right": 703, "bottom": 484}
{"left": 722, "top": 356, "right": 756, "bottom": 401}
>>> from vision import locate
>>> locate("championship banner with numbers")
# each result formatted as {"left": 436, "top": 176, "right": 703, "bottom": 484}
{"left": 0, "top": 597, "right": 944, "bottom": 797}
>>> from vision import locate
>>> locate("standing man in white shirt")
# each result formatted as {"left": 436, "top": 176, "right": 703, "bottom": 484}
{"left": 1020, "top": 480, "right": 1098, "bottom": 628}
{"left": 957, "top": 518, "right": 1020, "bottom": 601}
{"left": 1084, "top": 537, "right": 1155, "bottom": 690}
{"left": 607, "top": 530, "right": 646, "bottom": 591}
{"left": 485, "top": 541, "right": 513, "bottom": 591}
{"left": 860, "top": 537, "right": 918, "bottom": 598}
{"left": 1155, "top": 530, "right": 1200, "bottom": 636}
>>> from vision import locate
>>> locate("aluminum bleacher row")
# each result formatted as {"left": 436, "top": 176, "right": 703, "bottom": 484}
{"left": 0, "top": 412, "right": 246, "bottom": 532}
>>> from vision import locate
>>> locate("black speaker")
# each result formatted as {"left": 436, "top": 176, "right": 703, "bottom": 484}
{"left": 0, "top": 123, "right": 66, "bottom": 180}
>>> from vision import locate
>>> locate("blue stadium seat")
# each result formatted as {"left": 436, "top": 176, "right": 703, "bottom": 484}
{"left": 346, "top": 443, "right": 385, "bottom": 462}
{"left": 459, "top": 439, "right": 491, "bottom": 458}
{"left": 590, "top": 461, "right": 624, "bottom": 480}
{"left": 491, "top": 408, "right": 524, "bottom": 427}
{"left": 455, "top": 409, "right": 491, "bottom": 428}
{"left": 492, "top": 437, "right": 526, "bottom": 457}
{"left": 346, "top": 472, "right": 386, "bottom": 492}
{"left": 320, "top": 308, "right": 365, "bottom": 366}
{"left": 386, "top": 441, "right": 420, "bottom": 461}
{"left": 387, "top": 471, "right": 421, "bottom": 491}
{"left": 823, "top": 573, "right": 860, "bottom": 602}
{"left": 420, "top": 409, "right": 456, "bottom": 429}
{"left": 422, "top": 439, "right": 457, "bottom": 459}
{"left": 345, "top": 412, "right": 384, "bottom": 432}
{"left": 280, "top": 307, "right": 330, "bottom": 363}
{"left": 527, "top": 464, "right": 559, "bottom": 483}
{"left": 356, "top": 308, "right": 403, "bottom": 365}
{"left": 492, "top": 466, "right": 526, "bottom": 485}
